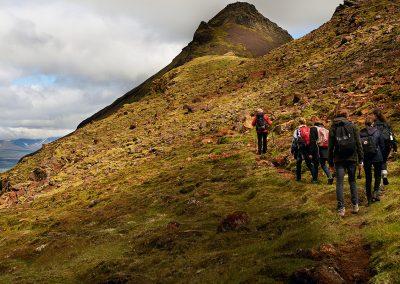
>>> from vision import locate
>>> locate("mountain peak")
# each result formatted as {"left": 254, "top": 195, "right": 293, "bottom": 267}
{"left": 169, "top": 2, "right": 292, "bottom": 67}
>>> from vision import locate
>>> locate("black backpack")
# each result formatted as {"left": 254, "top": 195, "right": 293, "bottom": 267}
{"left": 256, "top": 114, "right": 267, "bottom": 132}
{"left": 375, "top": 121, "right": 393, "bottom": 146}
{"left": 335, "top": 123, "right": 356, "bottom": 158}
{"left": 360, "top": 130, "right": 378, "bottom": 158}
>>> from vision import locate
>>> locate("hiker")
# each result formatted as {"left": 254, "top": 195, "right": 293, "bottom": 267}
{"left": 360, "top": 118, "right": 386, "bottom": 204}
{"left": 291, "top": 118, "right": 317, "bottom": 182}
{"left": 328, "top": 111, "right": 363, "bottom": 217}
{"left": 372, "top": 109, "right": 398, "bottom": 185}
{"left": 252, "top": 109, "right": 272, "bottom": 155}
{"left": 310, "top": 121, "right": 334, "bottom": 184}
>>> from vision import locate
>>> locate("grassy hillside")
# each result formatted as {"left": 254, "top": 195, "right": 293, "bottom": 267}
{"left": 0, "top": 0, "right": 399, "bottom": 282}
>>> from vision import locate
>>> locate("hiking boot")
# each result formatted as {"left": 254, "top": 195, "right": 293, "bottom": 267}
{"left": 312, "top": 180, "right": 318, "bottom": 184}
{"left": 352, "top": 204, "right": 359, "bottom": 214}
{"left": 383, "top": 177, "right": 389, "bottom": 186}
{"left": 328, "top": 178, "right": 334, "bottom": 185}
{"left": 338, "top": 208, "right": 345, "bottom": 217}
{"left": 372, "top": 193, "right": 381, "bottom": 202}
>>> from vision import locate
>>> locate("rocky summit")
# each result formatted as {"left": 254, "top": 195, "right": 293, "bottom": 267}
{"left": 0, "top": 0, "right": 400, "bottom": 282}
{"left": 78, "top": 2, "right": 292, "bottom": 128}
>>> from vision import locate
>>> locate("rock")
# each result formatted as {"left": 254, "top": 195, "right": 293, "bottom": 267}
{"left": 183, "top": 105, "right": 194, "bottom": 114}
{"left": 88, "top": 199, "right": 100, "bottom": 208}
{"left": 320, "top": 244, "right": 337, "bottom": 257}
{"left": 250, "top": 70, "right": 267, "bottom": 79}
{"left": 293, "top": 93, "right": 302, "bottom": 104}
{"left": 272, "top": 156, "right": 289, "bottom": 167}
{"left": 167, "top": 221, "right": 181, "bottom": 230}
{"left": 30, "top": 168, "right": 47, "bottom": 182}
{"left": 218, "top": 211, "right": 250, "bottom": 232}
{"left": 340, "top": 35, "right": 353, "bottom": 46}
{"left": 129, "top": 124, "right": 137, "bottom": 130}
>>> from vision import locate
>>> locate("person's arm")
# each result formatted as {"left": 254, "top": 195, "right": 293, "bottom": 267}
{"left": 328, "top": 126, "right": 335, "bottom": 166}
{"left": 354, "top": 126, "right": 364, "bottom": 164}
{"left": 264, "top": 115, "right": 272, "bottom": 126}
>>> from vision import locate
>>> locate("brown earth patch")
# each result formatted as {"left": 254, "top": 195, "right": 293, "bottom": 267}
{"left": 227, "top": 26, "right": 274, "bottom": 57}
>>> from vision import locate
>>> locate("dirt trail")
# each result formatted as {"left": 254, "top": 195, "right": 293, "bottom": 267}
{"left": 271, "top": 160, "right": 373, "bottom": 282}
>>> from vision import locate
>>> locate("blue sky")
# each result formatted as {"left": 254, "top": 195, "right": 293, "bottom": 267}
{"left": 0, "top": 0, "right": 341, "bottom": 140}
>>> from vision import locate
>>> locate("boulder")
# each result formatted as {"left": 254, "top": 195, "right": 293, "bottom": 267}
{"left": 30, "top": 168, "right": 48, "bottom": 182}
{"left": 218, "top": 211, "right": 250, "bottom": 232}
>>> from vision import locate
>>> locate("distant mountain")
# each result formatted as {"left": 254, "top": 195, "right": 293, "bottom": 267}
{"left": 0, "top": 137, "right": 59, "bottom": 172}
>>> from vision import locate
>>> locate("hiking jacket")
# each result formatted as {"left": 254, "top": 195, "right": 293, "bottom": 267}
{"left": 291, "top": 125, "right": 309, "bottom": 156}
{"left": 374, "top": 120, "right": 398, "bottom": 153}
{"left": 309, "top": 126, "right": 319, "bottom": 155}
{"left": 360, "top": 126, "right": 385, "bottom": 163}
{"left": 328, "top": 117, "right": 363, "bottom": 166}
{"left": 252, "top": 114, "right": 272, "bottom": 133}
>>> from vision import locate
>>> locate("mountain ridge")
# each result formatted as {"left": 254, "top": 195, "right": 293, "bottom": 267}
{"left": 77, "top": 2, "right": 292, "bottom": 129}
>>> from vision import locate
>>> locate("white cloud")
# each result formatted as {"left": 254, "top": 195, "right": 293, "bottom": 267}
{"left": 0, "top": 0, "right": 342, "bottom": 139}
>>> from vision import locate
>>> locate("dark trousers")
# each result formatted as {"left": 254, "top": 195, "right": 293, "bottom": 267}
{"left": 364, "top": 162, "right": 383, "bottom": 201}
{"left": 257, "top": 133, "right": 268, "bottom": 154}
{"left": 335, "top": 162, "right": 358, "bottom": 210}
{"left": 296, "top": 148, "right": 316, "bottom": 181}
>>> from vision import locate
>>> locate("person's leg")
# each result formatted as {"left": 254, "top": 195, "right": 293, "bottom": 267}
{"left": 347, "top": 162, "right": 359, "bottom": 207}
{"left": 335, "top": 164, "right": 345, "bottom": 211}
{"left": 262, "top": 133, "right": 267, "bottom": 154}
{"left": 257, "top": 133, "right": 262, "bottom": 155}
{"left": 312, "top": 152, "right": 319, "bottom": 182}
{"left": 296, "top": 153, "right": 303, "bottom": 181}
{"left": 373, "top": 162, "right": 383, "bottom": 199}
{"left": 304, "top": 150, "right": 316, "bottom": 182}
{"left": 320, "top": 158, "right": 332, "bottom": 178}
{"left": 364, "top": 162, "right": 373, "bottom": 203}
{"left": 382, "top": 148, "right": 390, "bottom": 185}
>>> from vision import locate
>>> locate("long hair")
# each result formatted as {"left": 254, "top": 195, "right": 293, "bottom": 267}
{"left": 373, "top": 109, "right": 387, "bottom": 123}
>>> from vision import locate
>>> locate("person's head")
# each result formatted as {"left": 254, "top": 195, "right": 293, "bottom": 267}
{"left": 335, "top": 109, "right": 349, "bottom": 118}
{"left": 298, "top": 117, "right": 306, "bottom": 125}
{"left": 256, "top": 108, "right": 264, "bottom": 115}
{"left": 373, "top": 108, "right": 387, "bottom": 123}
{"left": 365, "top": 117, "right": 374, "bottom": 127}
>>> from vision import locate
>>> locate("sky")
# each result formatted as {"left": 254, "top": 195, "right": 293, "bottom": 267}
{"left": 0, "top": 0, "right": 342, "bottom": 140}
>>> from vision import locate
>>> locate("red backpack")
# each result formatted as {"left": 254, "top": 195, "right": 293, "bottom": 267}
{"left": 297, "top": 126, "right": 311, "bottom": 147}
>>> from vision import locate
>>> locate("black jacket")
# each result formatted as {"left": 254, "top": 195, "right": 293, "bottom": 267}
{"left": 374, "top": 120, "right": 398, "bottom": 153}
{"left": 328, "top": 117, "right": 363, "bottom": 166}
{"left": 360, "top": 126, "right": 385, "bottom": 163}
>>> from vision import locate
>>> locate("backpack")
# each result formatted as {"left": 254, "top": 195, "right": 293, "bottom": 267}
{"left": 317, "top": 127, "right": 329, "bottom": 148}
{"left": 335, "top": 124, "right": 356, "bottom": 158}
{"left": 256, "top": 114, "right": 268, "bottom": 132}
{"left": 375, "top": 122, "right": 394, "bottom": 147}
{"left": 297, "top": 126, "right": 311, "bottom": 148}
{"left": 360, "top": 130, "right": 378, "bottom": 158}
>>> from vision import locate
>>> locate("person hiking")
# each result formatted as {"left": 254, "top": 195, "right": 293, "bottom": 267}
{"left": 328, "top": 111, "right": 363, "bottom": 217}
{"left": 291, "top": 118, "right": 317, "bottom": 183}
{"left": 360, "top": 118, "right": 386, "bottom": 205}
{"left": 372, "top": 109, "right": 398, "bottom": 185}
{"left": 252, "top": 109, "right": 272, "bottom": 155}
{"left": 311, "top": 121, "right": 334, "bottom": 185}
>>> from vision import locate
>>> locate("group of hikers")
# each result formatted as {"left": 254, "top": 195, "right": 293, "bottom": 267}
{"left": 252, "top": 108, "right": 397, "bottom": 217}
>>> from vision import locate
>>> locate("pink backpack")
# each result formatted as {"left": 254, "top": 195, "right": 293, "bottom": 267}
{"left": 317, "top": 126, "right": 329, "bottom": 148}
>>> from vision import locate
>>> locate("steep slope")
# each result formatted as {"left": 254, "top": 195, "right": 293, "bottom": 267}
{"left": 0, "top": 0, "right": 399, "bottom": 282}
{"left": 78, "top": 2, "right": 292, "bottom": 128}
